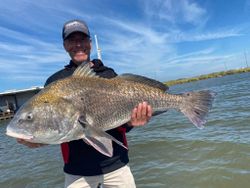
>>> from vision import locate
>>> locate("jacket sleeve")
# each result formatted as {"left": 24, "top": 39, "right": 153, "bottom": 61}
{"left": 121, "top": 123, "right": 133, "bottom": 133}
{"left": 91, "top": 59, "right": 118, "bottom": 79}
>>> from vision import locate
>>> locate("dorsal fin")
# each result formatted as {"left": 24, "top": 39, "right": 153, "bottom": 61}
{"left": 116, "top": 73, "right": 169, "bottom": 91}
{"left": 73, "top": 62, "right": 99, "bottom": 78}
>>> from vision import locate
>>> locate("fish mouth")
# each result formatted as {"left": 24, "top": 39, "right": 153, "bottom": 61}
{"left": 6, "top": 129, "right": 34, "bottom": 140}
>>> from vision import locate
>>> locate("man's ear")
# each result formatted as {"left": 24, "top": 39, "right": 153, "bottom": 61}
{"left": 63, "top": 40, "right": 68, "bottom": 52}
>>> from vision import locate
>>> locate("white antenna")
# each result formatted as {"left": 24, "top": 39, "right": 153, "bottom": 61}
{"left": 244, "top": 51, "right": 249, "bottom": 68}
{"left": 94, "top": 35, "right": 102, "bottom": 60}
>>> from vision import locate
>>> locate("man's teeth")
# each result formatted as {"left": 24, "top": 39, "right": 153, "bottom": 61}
{"left": 74, "top": 49, "right": 87, "bottom": 53}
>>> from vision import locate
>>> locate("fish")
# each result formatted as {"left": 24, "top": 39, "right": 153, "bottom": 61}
{"left": 6, "top": 63, "right": 215, "bottom": 157}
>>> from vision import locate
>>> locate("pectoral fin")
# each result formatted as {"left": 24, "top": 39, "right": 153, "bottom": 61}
{"left": 83, "top": 135, "right": 114, "bottom": 157}
{"left": 78, "top": 115, "right": 128, "bottom": 157}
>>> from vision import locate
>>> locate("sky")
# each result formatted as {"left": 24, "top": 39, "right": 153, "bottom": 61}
{"left": 0, "top": 0, "right": 250, "bottom": 92}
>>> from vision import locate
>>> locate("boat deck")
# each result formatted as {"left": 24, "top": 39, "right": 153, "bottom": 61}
{"left": 0, "top": 111, "right": 14, "bottom": 121}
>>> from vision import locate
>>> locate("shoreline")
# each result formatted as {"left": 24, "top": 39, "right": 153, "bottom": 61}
{"left": 164, "top": 67, "right": 250, "bottom": 86}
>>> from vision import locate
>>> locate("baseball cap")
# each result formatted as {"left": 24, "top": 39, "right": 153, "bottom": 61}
{"left": 62, "top": 19, "right": 90, "bottom": 40}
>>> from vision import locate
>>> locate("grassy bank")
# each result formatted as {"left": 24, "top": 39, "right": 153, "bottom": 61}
{"left": 164, "top": 67, "right": 250, "bottom": 86}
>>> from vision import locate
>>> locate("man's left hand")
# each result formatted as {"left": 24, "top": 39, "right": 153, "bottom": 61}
{"left": 128, "top": 102, "right": 152, "bottom": 127}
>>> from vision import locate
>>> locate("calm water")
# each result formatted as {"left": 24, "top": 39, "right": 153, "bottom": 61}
{"left": 1, "top": 72, "right": 250, "bottom": 188}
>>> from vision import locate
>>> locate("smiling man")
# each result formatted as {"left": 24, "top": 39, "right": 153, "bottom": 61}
{"left": 18, "top": 19, "right": 152, "bottom": 188}
{"left": 63, "top": 20, "right": 92, "bottom": 64}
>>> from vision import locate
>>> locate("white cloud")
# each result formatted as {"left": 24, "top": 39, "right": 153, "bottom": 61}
{"left": 103, "top": 17, "right": 168, "bottom": 44}
{"left": 166, "top": 47, "right": 216, "bottom": 62}
{"left": 181, "top": 0, "right": 207, "bottom": 25}
{"left": 142, "top": 0, "right": 207, "bottom": 26}
{"left": 98, "top": 18, "right": 175, "bottom": 76}
{"left": 167, "top": 28, "right": 243, "bottom": 43}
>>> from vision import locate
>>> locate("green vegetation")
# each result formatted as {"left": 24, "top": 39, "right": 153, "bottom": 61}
{"left": 164, "top": 67, "right": 250, "bottom": 86}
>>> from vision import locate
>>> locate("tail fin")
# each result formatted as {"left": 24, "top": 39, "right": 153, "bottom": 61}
{"left": 180, "top": 90, "right": 215, "bottom": 129}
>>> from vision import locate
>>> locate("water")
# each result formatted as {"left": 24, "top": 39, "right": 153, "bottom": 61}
{"left": 1, "top": 72, "right": 250, "bottom": 188}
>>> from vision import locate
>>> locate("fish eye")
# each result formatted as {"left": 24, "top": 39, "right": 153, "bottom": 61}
{"left": 26, "top": 113, "right": 33, "bottom": 121}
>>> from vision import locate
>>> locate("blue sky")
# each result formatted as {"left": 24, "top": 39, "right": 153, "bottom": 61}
{"left": 0, "top": 0, "right": 250, "bottom": 92}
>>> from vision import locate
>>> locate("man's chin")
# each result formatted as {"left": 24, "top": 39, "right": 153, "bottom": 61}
{"left": 73, "top": 56, "right": 88, "bottom": 64}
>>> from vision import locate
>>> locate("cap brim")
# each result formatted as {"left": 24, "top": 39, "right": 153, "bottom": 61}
{"left": 64, "top": 30, "right": 90, "bottom": 40}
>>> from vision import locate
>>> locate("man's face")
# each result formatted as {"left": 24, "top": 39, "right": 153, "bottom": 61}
{"left": 63, "top": 32, "right": 92, "bottom": 65}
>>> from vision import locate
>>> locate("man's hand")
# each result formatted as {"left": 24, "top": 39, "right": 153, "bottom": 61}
{"left": 17, "top": 139, "right": 47, "bottom": 148}
{"left": 128, "top": 102, "right": 152, "bottom": 127}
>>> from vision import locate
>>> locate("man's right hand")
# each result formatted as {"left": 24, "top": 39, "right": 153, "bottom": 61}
{"left": 17, "top": 139, "right": 47, "bottom": 148}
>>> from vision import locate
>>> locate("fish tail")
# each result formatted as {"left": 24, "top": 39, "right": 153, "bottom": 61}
{"left": 179, "top": 90, "right": 215, "bottom": 129}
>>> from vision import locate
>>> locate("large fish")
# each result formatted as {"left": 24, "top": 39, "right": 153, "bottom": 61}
{"left": 6, "top": 63, "right": 215, "bottom": 157}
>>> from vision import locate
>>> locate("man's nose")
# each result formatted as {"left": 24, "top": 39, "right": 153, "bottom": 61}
{"left": 75, "top": 40, "right": 83, "bottom": 47}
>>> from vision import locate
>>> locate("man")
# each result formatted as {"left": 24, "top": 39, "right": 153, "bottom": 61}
{"left": 18, "top": 19, "right": 152, "bottom": 188}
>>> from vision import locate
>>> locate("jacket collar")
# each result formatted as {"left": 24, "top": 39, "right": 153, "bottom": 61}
{"left": 65, "top": 59, "right": 104, "bottom": 70}
{"left": 65, "top": 60, "right": 78, "bottom": 69}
